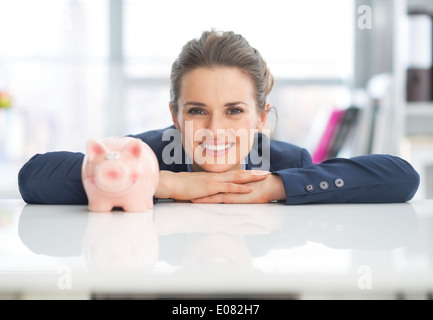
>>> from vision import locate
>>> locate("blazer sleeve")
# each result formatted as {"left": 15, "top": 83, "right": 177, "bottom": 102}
{"left": 18, "top": 152, "right": 88, "bottom": 204}
{"left": 275, "top": 152, "right": 420, "bottom": 205}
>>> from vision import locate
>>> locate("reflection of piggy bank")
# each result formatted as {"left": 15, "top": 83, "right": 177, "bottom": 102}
{"left": 82, "top": 210, "right": 159, "bottom": 274}
{"left": 82, "top": 137, "right": 159, "bottom": 212}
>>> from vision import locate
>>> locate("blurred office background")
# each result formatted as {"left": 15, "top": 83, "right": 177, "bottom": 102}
{"left": 0, "top": 0, "right": 432, "bottom": 199}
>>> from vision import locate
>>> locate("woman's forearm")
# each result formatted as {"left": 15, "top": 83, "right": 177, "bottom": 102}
{"left": 155, "top": 170, "right": 175, "bottom": 199}
{"left": 155, "top": 169, "right": 269, "bottom": 201}
{"left": 276, "top": 154, "right": 420, "bottom": 205}
{"left": 18, "top": 152, "right": 87, "bottom": 204}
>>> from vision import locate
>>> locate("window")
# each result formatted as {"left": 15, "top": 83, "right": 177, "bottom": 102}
{"left": 123, "top": 0, "right": 354, "bottom": 145}
{"left": 0, "top": 0, "right": 354, "bottom": 196}
{"left": 0, "top": 0, "right": 108, "bottom": 196}
{"left": 124, "top": 0, "right": 353, "bottom": 79}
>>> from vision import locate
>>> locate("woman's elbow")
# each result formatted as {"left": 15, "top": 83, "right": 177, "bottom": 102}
{"left": 404, "top": 166, "right": 420, "bottom": 201}
{"left": 396, "top": 157, "right": 420, "bottom": 201}
{"left": 17, "top": 155, "right": 39, "bottom": 204}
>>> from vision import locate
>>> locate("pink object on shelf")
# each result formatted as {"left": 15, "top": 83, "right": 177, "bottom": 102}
{"left": 312, "top": 109, "right": 345, "bottom": 164}
{"left": 82, "top": 137, "right": 159, "bottom": 212}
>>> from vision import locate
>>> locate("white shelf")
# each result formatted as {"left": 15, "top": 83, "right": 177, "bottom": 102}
{"left": 406, "top": 102, "right": 433, "bottom": 136}
{"left": 402, "top": 0, "right": 433, "bottom": 138}
{"left": 406, "top": 102, "right": 433, "bottom": 115}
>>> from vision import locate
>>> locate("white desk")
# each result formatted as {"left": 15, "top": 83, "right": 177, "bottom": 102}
{"left": 1, "top": 199, "right": 432, "bottom": 300}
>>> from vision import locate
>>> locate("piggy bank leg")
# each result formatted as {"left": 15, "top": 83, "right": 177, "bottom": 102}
{"left": 146, "top": 197, "right": 154, "bottom": 209}
{"left": 122, "top": 198, "right": 153, "bottom": 212}
{"left": 88, "top": 201, "right": 114, "bottom": 213}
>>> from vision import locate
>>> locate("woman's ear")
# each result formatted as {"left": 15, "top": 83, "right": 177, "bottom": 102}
{"left": 169, "top": 102, "right": 181, "bottom": 131}
{"left": 257, "top": 102, "right": 270, "bottom": 130}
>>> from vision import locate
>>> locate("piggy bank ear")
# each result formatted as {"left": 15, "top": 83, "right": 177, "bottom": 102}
{"left": 123, "top": 139, "right": 142, "bottom": 159}
{"left": 86, "top": 139, "right": 107, "bottom": 161}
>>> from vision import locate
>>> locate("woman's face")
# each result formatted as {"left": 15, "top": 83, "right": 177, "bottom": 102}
{"left": 170, "top": 67, "right": 269, "bottom": 173}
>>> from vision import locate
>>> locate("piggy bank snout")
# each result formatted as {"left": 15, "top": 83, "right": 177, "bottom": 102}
{"left": 99, "top": 163, "right": 122, "bottom": 180}
{"left": 94, "top": 161, "right": 130, "bottom": 192}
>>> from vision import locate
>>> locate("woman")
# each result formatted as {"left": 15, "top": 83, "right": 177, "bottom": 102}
{"left": 18, "top": 30, "right": 420, "bottom": 205}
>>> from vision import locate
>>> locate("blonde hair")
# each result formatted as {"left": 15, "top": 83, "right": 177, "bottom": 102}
{"left": 170, "top": 30, "right": 274, "bottom": 114}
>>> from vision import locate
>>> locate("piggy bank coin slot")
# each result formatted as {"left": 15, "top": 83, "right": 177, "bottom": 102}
{"left": 105, "top": 152, "right": 121, "bottom": 160}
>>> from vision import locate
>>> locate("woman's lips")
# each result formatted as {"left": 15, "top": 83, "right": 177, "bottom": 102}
{"left": 200, "top": 142, "right": 235, "bottom": 157}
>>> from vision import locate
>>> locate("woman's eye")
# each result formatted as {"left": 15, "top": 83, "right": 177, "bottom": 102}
{"left": 188, "top": 108, "right": 207, "bottom": 115}
{"left": 227, "top": 107, "right": 244, "bottom": 115}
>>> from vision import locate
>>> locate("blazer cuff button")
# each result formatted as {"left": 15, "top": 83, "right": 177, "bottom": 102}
{"left": 319, "top": 181, "right": 329, "bottom": 190}
{"left": 305, "top": 184, "right": 315, "bottom": 192}
{"left": 335, "top": 178, "right": 345, "bottom": 188}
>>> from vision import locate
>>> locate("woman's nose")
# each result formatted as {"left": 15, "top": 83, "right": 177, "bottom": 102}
{"left": 206, "top": 114, "right": 227, "bottom": 135}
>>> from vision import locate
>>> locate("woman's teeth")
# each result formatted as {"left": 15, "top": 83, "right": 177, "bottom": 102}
{"left": 202, "top": 143, "right": 233, "bottom": 151}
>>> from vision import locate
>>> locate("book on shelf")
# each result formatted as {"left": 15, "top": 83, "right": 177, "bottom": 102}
{"left": 407, "top": 68, "right": 432, "bottom": 102}
{"left": 312, "top": 106, "right": 361, "bottom": 164}
{"left": 406, "top": 10, "right": 433, "bottom": 102}
{"left": 327, "top": 106, "right": 360, "bottom": 159}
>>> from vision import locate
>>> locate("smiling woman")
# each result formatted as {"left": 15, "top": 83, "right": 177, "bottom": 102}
{"left": 18, "top": 30, "right": 420, "bottom": 206}
{"left": 174, "top": 67, "right": 267, "bottom": 173}
{"left": 167, "top": 31, "right": 273, "bottom": 174}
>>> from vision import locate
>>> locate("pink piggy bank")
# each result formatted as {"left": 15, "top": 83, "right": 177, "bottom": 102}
{"left": 82, "top": 137, "right": 159, "bottom": 212}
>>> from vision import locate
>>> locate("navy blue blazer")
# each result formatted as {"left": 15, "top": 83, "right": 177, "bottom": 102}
{"left": 18, "top": 126, "right": 420, "bottom": 205}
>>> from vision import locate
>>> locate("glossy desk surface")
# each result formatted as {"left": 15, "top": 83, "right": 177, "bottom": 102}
{"left": 1, "top": 199, "right": 433, "bottom": 299}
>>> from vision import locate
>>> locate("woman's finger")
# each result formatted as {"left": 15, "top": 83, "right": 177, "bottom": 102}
{"left": 192, "top": 194, "right": 227, "bottom": 203}
{"left": 216, "top": 183, "right": 253, "bottom": 194}
{"left": 192, "top": 192, "right": 253, "bottom": 204}
{"left": 218, "top": 170, "right": 270, "bottom": 184}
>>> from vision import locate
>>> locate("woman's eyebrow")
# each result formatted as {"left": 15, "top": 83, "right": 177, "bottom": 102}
{"left": 183, "top": 101, "right": 248, "bottom": 107}
{"left": 224, "top": 101, "right": 248, "bottom": 107}
{"left": 184, "top": 101, "right": 207, "bottom": 107}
